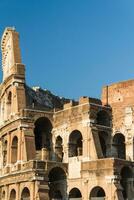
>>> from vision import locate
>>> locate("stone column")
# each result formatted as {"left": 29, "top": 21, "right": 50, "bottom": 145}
{"left": 7, "top": 132, "right": 11, "bottom": 164}
{"left": 17, "top": 129, "right": 22, "bottom": 162}
{"left": 35, "top": 180, "right": 49, "bottom": 200}
{"left": 84, "top": 124, "right": 92, "bottom": 160}
{"left": 62, "top": 145, "right": 69, "bottom": 163}
{"left": 126, "top": 134, "right": 133, "bottom": 161}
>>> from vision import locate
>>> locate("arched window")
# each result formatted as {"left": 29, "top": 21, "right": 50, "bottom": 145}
{"left": 48, "top": 167, "right": 67, "bottom": 200}
{"left": 9, "top": 189, "right": 16, "bottom": 200}
{"left": 69, "top": 130, "right": 83, "bottom": 157}
{"left": 53, "top": 190, "right": 62, "bottom": 199}
{"left": 113, "top": 133, "right": 126, "bottom": 159}
{"left": 2, "top": 191, "right": 5, "bottom": 200}
{"left": 34, "top": 117, "right": 52, "bottom": 151}
{"left": 6, "top": 92, "right": 12, "bottom": 119}
{"left": 2, "top": 100, "right": 5, "bottom": 121}
{"left": 96, "top": 110, "right": 110, "bottom": 126}
{"left": 21, "top": 187, "right": 30, "bottom": 200}
{"left": 11, "top": 136, "right": 18, "bottom": 164}
{"left": 90, "top": 186, "right": 105, "bottom": 200}
{"left": 7, "top": 92, "right": 12, "bottom": 104}
{"left": 120, "top": 167, "right": 133, "bottom": 199}
{"left": 55, "top": 136, "right": 63, "bottom": 162}
{"left": 69, "top": 188, "right": 82, "bottom": 199}
{"left": 3, "top": 140, "right": 7, "bottom": 166}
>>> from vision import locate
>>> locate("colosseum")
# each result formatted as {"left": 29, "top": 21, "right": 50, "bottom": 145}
{"left": 0, "top": 27, "right": 133, "bottom": 200}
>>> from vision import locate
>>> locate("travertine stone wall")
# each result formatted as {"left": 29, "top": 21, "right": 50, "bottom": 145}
{"left": 0, "top": 27, "right": 133, "bottom": 200}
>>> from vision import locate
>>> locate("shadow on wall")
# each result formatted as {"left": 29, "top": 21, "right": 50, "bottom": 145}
{"left": 48, "top": 167, "right": 67, "bottom": 200}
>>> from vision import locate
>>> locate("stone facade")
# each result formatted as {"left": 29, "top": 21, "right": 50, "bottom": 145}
{"left": 0, "top": 27, "right": 133, "bottom": 200}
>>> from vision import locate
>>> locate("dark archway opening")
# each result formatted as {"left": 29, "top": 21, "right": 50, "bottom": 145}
{"left": 3, "top": 140, "right": 7, "bottom": 166}
{"left": 90, "top": 186, "right": 105, "bottom": 200}
{"left": 9, "top": 189, "right": 16, "bottom": 200}
{"left": 120, "top": 167, "right": 133, "bottom": 199}
{"left": 21, "top": 187, "right": 30, "bottom": 200}
{"left": 113, "top": 133, "right": 126, "bottom": 159}
{"left": 96, "top": 110, "right": 110, "bottom": 127}
{"left": 7, "top": 91, "right": 12, "bottom": 119}
{"left": 2, "top": 191, "right": 5, "bottom": 200}
{"left": 69, "top": 188, "right": 82, "bottom": 199}
{"left": 34, "top": 117, "right": 52, "bottom": 151}
{"left": 11, "top": 136, "right": 18, "bottom": 164}
{"left": 48, "top": 167, "right": 67, "bottom": 200}
{"left": 69, "top": 130, "right": 83, "bottom": 157}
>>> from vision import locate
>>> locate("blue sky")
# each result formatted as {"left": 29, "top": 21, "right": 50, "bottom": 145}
{"left": 0, "top": 0, "right": 134, "bottom": 99}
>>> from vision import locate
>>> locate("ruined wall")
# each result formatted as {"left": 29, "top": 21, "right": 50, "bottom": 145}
{"left": 102, "top": 80, "right": 134, "bottom": 129}
{"left": 102, "top": 80, "right": 134, "bottom": 161}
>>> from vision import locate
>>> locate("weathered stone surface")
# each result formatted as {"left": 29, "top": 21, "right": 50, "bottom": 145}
{"left": 0, "top": 27, "right": 133, "bottom": 200}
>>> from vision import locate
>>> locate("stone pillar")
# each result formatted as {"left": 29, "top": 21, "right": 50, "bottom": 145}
{"left": 0, "top": 139, "right": 3, "bottom": 169}
{"left": 62, "top": 144, "right": 68, "bottom": 163}
{"left": 7, "top": 132, "right": 11, "bottom": 164}
{"left": 126, "top": 135, "right": 133, "bottom": 161}
{"left": 16, "top": 183, "right": 19, "bottom": 200}
{"left": 85, "top": 124, "right": 90, "bottom": 159}
{"left": 35, "top": 180, "right": 49, "bottom": 200}
{"left": 41, "top": 148, "right": 49, "bottom": 160}
{"left": 17, "top": 129, "right": 22, "bottom": 162}
{"left": 5, "top": 185, "right": 9, "bottom": 200}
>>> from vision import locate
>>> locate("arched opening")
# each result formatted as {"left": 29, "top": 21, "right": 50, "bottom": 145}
{"left": 55, "top": 136, "right": 63, "bottom": 162}
{"left": 69, "top": 130, "right": 83, "bottom": 157}
{"left": 9, "top": 189, "right": 16, "bottom": 200}
{"left": 69, "top": 188, "right": 82, "bottom": 199}
{"left": 113, "top": 133, "right": 126, "bottom": 159}
{"left": 90, "top": 186, "right": 105, "bottom": 200}
{"left": 6, "top": 92, "right": 12, "bottom": 118}
{"left": 120, "top": 167, "right": 133, "bottom": 199}
{"left": 34, "top": 117, "right": 52, "bottom": 151}
{"left": 2, "top": 191, "right": 5, "bottom": 200}
{"left": 11, "top": 136, "right": 18, "bottom": 164}
{"left": 98, "top": 131, "right": 108, "bottom": 158}
{"left": 2, "top": 100, "right": 5, "bottom": 121}
{"left": 96, "top": 110, "right": 110, "bottom": 127}
{"left": 21, "top": 187, "right": 30, "bottom": 200}
{"left": 3, "top": 140, "right": 7, "bottom": 166}
{"left": 48, "top": 167, "right": 67, "bottom": 200}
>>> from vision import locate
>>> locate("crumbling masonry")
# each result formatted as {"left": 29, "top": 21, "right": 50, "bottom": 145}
{"left": 0, "top": 27, "right": 133, "bottom": 200}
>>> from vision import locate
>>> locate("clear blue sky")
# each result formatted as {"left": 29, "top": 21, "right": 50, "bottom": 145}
{"left": 0, "top": 0, "right": 134, "bottom": 99}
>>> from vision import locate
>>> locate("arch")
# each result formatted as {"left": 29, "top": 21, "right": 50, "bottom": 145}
{"left": 21, "top": 187, "right": 30, "bottom": 200}
{"left": 69, "top": 188, "right": 82, "bottom": 199}
{"left": 2, "top": 99, "right": 5, "bottom": 121}
{"left": 90, "top": 186, "right": 105, "bottom": 200}
{"left": 34, "top": 117, "right": 52, "bottom": 151}
{"left": 6, "top": 91, "right": 12, "bottom": 118}
{"left": 7, "top": 91, "right": 12, "bottom": 103}
{"left": 96, "top": 110, "right": 110, "bottom": 126}
{"left": 2, "top": 190, "right": 5, "bottom": 200}
{"left": 55, "top": 136, "right": 63, "bottom": 162}
{"left": 9, "top": 189, "right": 16, "bottom": 200}
{"left": 69, "top": 130, "right": 83, "bottom": 157}
{"left": 11, "top": 136, "right": 18, "bottom": 163}
{"left": 3, "top": 140, "right": 7, "bottom": 166}
{"left": 48, "top": 167, "right": 67, "bottom": 200}
{"left": 120, "top": 166, "right": 133, "bottom": 199}
{"left": 53, "top": 190, "right": 62, "bottom": 199}
{"left": 113, "top": 133, "right": 126, "bottom": 159}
